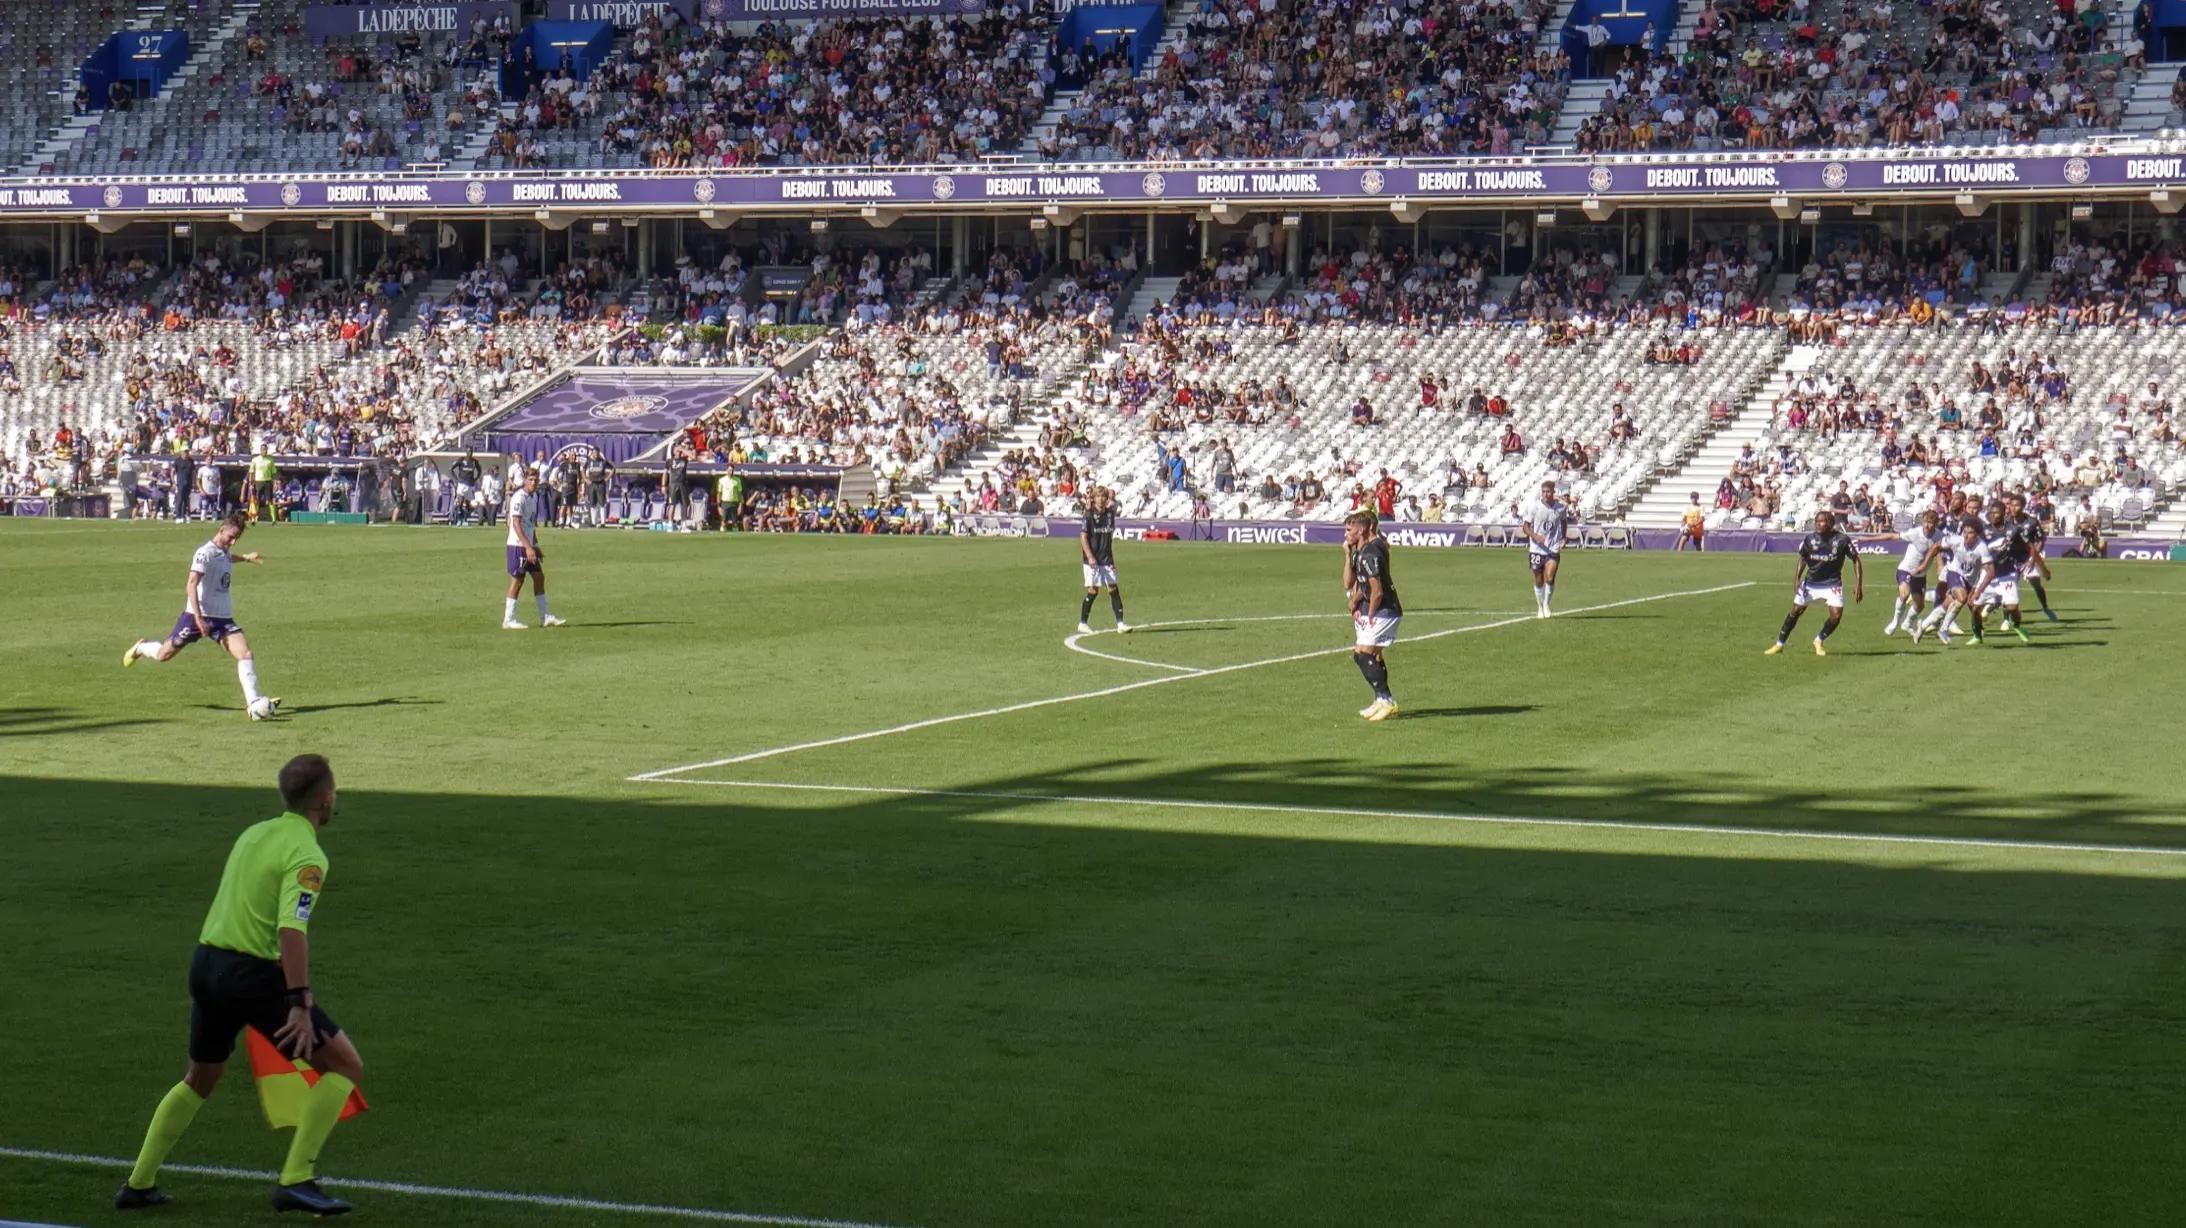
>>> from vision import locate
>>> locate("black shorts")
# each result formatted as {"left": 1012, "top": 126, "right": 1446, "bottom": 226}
{"left": 187, "top": 944, "right": 341, "bottom": 1065}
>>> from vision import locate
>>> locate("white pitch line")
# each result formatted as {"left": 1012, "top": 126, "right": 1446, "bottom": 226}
{"left": 651, "top": 779, "right": 2186, "bottom": 861}
{"left": 0, "top": 1147, "right": 917, "bottom": 1228}
{"left": 1063, "top": 611, "right": 1533, "bottom": 673}
{"left": 2050, "top": 588, "right": 2186, "bottom": 596}
{"left": 628, "top": 582, "right": 1756, "bottom": 779}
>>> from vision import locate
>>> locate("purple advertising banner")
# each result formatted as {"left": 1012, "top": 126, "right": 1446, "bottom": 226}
{"left": 546, "top": 0, "right": 698, "bottom": 26}
{"left": 301, "top": 2, "right": 516, "bottom": 38}
{"left": 489, "top": 373, "right": 761, "bottom": 435}
{"left": 10, "top": 149, "right": 2186, "bottom": 215}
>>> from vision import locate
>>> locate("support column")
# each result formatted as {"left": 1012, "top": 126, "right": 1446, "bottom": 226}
{"left": 2017, "top": 203, "right": 2035, "bottom": 273}
{"left": 1644, "top": 208, "right": 1661, "bottom": 274}
{"left": 952, "top": 215, "right": 968, "bottom": 276}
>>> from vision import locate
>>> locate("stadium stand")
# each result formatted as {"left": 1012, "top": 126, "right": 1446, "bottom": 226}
{"left": 42, "top": 0, "right": 510, "bottom": 175}
{"left": 943, "top": 313, "right": 1787, "bottom": 522}
{"left": 692, "top": 306, "right": 1083, "bottom": 494}
{"left": 1566, "top": 0, "right": 2154, "bottom": 152}
{"left": 1039, "top": 0, "right": 1568, "bottom": 160}
{"left": 481, "top": 9, "right": 1052, "bottom": 170}
{"left": 1677, "top": 325, "right": 2185, "bottom": 535}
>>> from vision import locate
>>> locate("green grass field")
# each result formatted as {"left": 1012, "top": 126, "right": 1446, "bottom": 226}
{"left": 3, "top": 519, "right": 2183, "bottom": 1227}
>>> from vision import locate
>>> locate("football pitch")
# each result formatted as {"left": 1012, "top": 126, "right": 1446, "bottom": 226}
{"left": 3, "top": 520, "right": 2183, "bottom": 1227}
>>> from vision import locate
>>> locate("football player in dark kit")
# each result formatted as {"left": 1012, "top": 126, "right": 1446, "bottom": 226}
{"left": 1976, "top": 499, "right": 2033, "bottom": 644}
{"left": 581, "top": 449, "right": 614, "bottom": 528}
{"left": 1077, "top": 486, "right": 1132, "bottom": 633}
{"left": 2005, "top": 492, "right": 2058, "bottom": 621}
{"left": 1345, "top": 510, "right": 1401, "bottom": 720}
{"left": 1766, "top": 509, "right": 1864, "bottom": 656}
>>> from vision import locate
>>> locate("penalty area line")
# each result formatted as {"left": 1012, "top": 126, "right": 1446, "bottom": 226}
{"left": 652, "top": 779, "right": 2186, "bottom": 862}
{"left": 0, "top": 1147, "right": 918, "bottom": 1228}
{"left": 627, "top": 582, "right": 1756, "bottom": 779}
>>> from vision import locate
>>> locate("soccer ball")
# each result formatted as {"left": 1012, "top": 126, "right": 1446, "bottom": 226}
{"left": 248, "top": 698, "right": 278, "bottom": 721}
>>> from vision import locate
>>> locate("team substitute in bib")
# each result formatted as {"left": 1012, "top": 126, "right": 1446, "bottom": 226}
{"left": 1513, "top": 481, "right": 1577, "bottom": 618}
{"left": 117, "top": 754, "right": 363, "bottom": 1217}
{"left": 121, "top": 512, "right": 280, "bottom": 720}
{"left": 1077, "top": 487, "right": 1132, "bottom": 634}
{"left": 1765, "top": 509, "right": 1863, "bottom": 656}
{"left": 1346, "top": 510, "right": 1401, "bottom": 720}
{"left": 503, "top": 467, "right": 564, "bottom": 630}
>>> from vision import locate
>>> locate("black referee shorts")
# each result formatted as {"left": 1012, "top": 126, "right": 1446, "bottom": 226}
{"left": 187, "top": 944, "right": 340, "bottom": 1065}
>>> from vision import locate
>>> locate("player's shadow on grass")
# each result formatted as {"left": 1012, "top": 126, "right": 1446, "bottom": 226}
{"left": 1397, "top": 704, "right": 1539, "bottom": 720}
{"left": 6, "top": 770, "right": 2184, "bottom": 1227}
{"left": 568, "top": 620, "right": 692, "bottom": 629}
{"left": 192, "top": 698, "right": 445, "bottom": 714}
{"left": 0, "top": 707, "right": 167, "bottom": 737}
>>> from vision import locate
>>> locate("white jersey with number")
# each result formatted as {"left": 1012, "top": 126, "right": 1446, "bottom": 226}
{"left": 1522, "top": 499, "right": 1574, "bottom": 553}
{"left": 190, "top": 541, "right": 236, "bottom": 618}
{"left": 1898, "top": 525, "right": 1941, "bottom": 572}
{"left": 1943, "top": 537, "right": 1991, "bottom": 581}
{"left": 506, "top": 490, "right": 541, "bottom": 547}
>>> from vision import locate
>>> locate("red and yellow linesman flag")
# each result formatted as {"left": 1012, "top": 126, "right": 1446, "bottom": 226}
{"left": 245, "top": 1027, "right": 368, "bottom": 1130}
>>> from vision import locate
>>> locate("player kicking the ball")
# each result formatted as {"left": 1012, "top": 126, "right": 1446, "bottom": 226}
{"left": 1765, "top": 509, "right": 1862, "bottom": 656}
{"left": 1345, "top": 511, "right": 1400, "bottom": 720}
{"left": 502, "top": 468, "right": 564, "bottom": 630}
{"left": 1513, "top": 480, "right": 1576, "bottom": 618}
{"left": 1077, "top": 486, "right": 1131, "bottom": 634}
{"left": 122, "top": 512, "right": 280, "bottom": 719}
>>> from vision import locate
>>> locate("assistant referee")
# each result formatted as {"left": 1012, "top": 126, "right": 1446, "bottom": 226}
{"left": 118, "top": 754, "right": 364, "bottom": 1216}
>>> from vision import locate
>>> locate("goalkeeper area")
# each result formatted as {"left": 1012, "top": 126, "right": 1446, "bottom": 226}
{"left": 3, "top": 521, "right": 2183, "bottom": 1227}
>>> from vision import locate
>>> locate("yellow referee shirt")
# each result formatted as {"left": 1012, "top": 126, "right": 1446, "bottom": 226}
{"left": 199, "top": 813, "right": 328, "bottom": 962}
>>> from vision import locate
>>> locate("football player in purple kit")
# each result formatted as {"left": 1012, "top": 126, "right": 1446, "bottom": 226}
{"left": 122, "top": 513, "right": 281, "bottom": 719}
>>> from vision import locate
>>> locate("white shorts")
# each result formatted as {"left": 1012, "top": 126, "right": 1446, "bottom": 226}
{"left": 1981, "top": 577, "right": 2020, "bottom": 607}
{"left": 1793, "top": 581, "right": 1845, "bottom": 609}
{"left": 1082, "top": 563, "right": 1118, "bottom": 588}
{"left": 1355, "top": 613, "right": 1402, "bottom": 648}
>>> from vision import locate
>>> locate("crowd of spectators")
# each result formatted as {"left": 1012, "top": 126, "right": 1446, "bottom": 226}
{"left": 1577, "top": 0, "right": 2136, "bottom": 154}
{"left": 1045, "top": 0, "right": 1565, "bottom": 160}
{"left": 676, "top": 305, "right": 1077, "bottom": 493}
{"left": 491, "top": 9, "right": 1051, "bottom": 168}
{"left": 1707, "top": 344, "right": 2165, "bottom": 535}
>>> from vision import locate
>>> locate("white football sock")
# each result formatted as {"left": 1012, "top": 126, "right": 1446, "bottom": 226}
{"left": 1889, "top": 596, "right": 1905, "bottom": 625}
{"left": 134, "top": 640, "right": 165, "bottom": 660}
{"left": 1543, "top": 583, "right": 1554, "bottom": 607}
{"left": 504, "top": 597, "right": 518, "bottom": 622}
{"left": 535, "top": 593, "right": 551, "bottom": 618}
{"left": 237, "top": 659, "right": 262, "bottom": 704}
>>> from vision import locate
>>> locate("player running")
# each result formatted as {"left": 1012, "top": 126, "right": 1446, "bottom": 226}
{"left": 2006, "top": 493, "right": 2059, "bottom": 621}
{"left": 1911, "top": 521, "right": 1995, "bottom": 646}
{"left": 1765, "top": 509, "right": 1863, "bottom": 656}
{"left": 1513, "top": 480, "right": 1577, "bottom": 618}
{"left": 1345, "top": 510, "right": 1401, "bottom": 720}
{"left": 1077, "top": 486, "right": 1131, "bottom": 634}
{"left": 1882, "top": 509, "right": 1944, "bottom": 636}
{"left": 122, "top": 513, "right": 281, "bottom": 720}
{"left": 502, "top": 468, "right": 564, "bottom": 630}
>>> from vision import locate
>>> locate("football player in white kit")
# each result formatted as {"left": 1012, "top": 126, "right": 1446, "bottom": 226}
{"left": 1909, "top": 521, "right": 1994, "bottom": 646}
{"left": 502, "top": 467, "right": 564, "bottom": 630}
{"left": 122, "top": 512, "right": 280, "bottom": 719}
{"left": 1513, "top": 480, "right": 1577, "bottom": 618}
{"left": 1882, "top": 509, "right": 1944, "bottom": 635}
